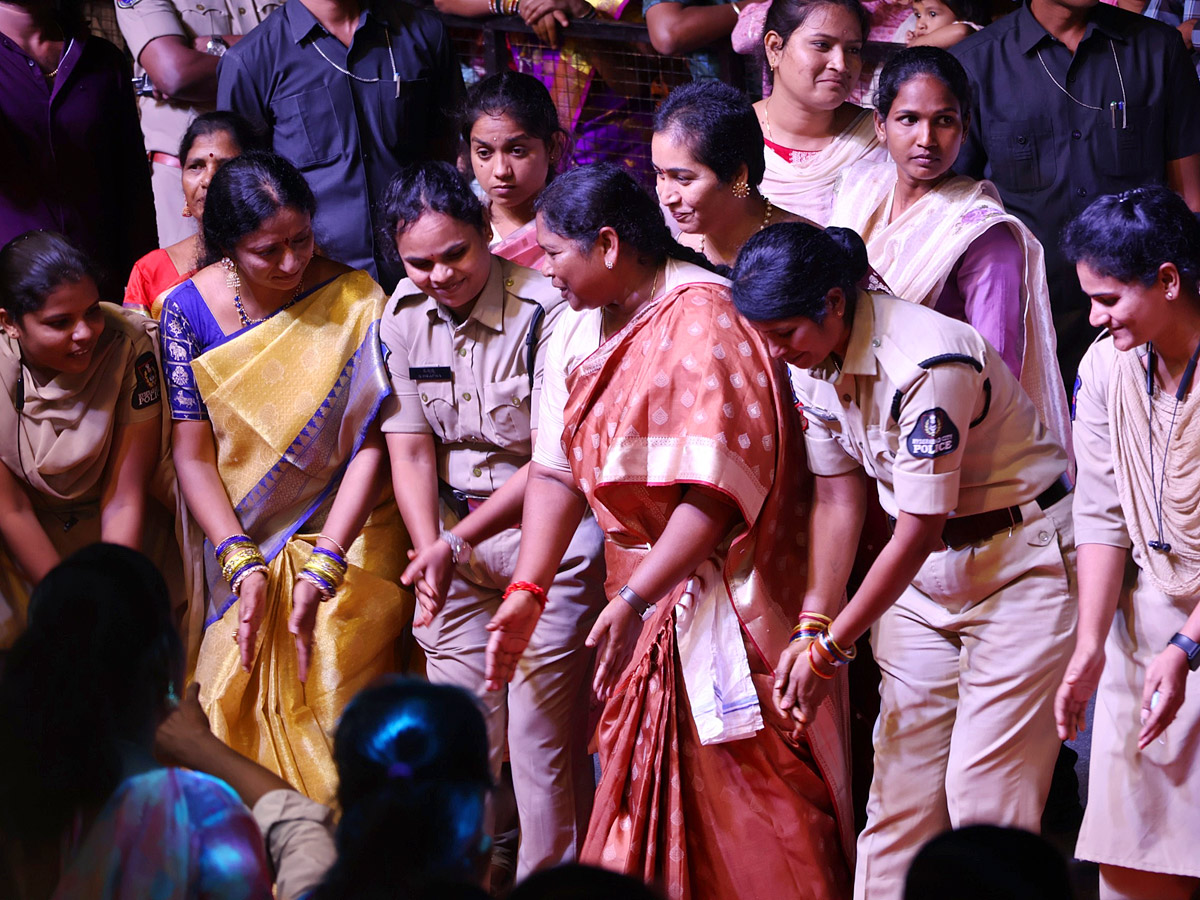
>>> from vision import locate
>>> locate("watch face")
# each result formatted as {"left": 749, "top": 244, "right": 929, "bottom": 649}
{"left": 206, "top": 36, "right": 229, "bottom": 56}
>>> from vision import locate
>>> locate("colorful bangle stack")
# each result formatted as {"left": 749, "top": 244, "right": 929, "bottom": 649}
{"left": 217, "top": 533, "right": 268, "bottom": 596}
{"left": 812, "top": 630, "right": 857, "bottom": 668}
{"left": 298, "top": 547, "right": 348, "bottom": 602}
{"left": 488, "top": 0, "right": 521, "bottom": 15}
{"left": 503, "top": 580, "right": 547, "bottom": 609}
{"left": 789, "top": 610, "right": 833, "bottom": 644}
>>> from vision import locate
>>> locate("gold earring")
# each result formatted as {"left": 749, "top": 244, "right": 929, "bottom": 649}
{"left": 182, "top": 204, "right": 193, "bottom": 218}
{"left": 731, "top": 180, "right": 750, "bottom": 199}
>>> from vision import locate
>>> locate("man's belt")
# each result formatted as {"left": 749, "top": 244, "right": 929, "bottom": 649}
{"left": 889, "top": 474, "right": 1072, "bottom": 551}
{"left": 149, "top": 151, "right": 181, "bottom": 168}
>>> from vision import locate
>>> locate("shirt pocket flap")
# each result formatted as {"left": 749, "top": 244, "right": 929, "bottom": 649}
{"left": 483, "top": 373, "right": 532, "bottom": 447}
{"left": 270, "top": 86, "right": 341, "bottom": 169}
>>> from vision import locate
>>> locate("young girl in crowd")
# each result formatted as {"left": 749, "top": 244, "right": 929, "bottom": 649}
{"left": 905, "top": 0, "right": 985, "bottom": 48}
{"left": 1059, "top": 186, "right": 1200, "bottom": 900}
{"left": 732, "top": 223, "right": 1074, "bottom": 900}
{"left": 755, "top": 0, "right": 886, "bottom": 225}
{"left": 463, "top": 71, "right": 568, "bottom": 269}
{"left": 484, "top": 165, "right": 853, "bottom": 900}
{"left": 161, "top": 152, "right": 412, "bottom": 805}
{"left": 378, "top": 161, "right": 605, "bottom": 876}
{"left": 829, "top": 47, "right": 1071, "bottom": 456}
{"left": 0, "top": 232, "right": 166, "bottom": 646}
{"left": 123, "top": 112, "right": 260, "bottom": 320}
{"left": 653, "top": 80, "right": 806, "bottom": 269}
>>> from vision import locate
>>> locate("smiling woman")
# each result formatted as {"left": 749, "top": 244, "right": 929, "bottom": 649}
{"left": 375, "top": 160, "right": 607, "bottom": 876}
{"left": 1060, "top": 187, "right": 1200, "bottom": 900}
{"left": 0, "top": 231, "right": 167, "bottom": 646}
{"left": 829, "top": 47, "right": 1072, "bottom": 458}
{"left": 753, "top": 0, "right": 886, "bottom": 224}
{"left": 160, "top": 151, "right": 414, "bottom": 806}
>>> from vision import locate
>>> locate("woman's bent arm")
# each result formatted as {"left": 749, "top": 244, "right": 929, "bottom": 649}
{"left": 485, "top": 461, "right": 587, "bottom": 690}
{"left": 99, "top": 416, "right": 160, "bottom": 550}
{"left": 0, "top": 463, "right": 59, "bottom": 583}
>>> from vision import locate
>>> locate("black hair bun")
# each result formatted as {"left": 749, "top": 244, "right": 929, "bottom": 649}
{"left": 825, "top": 226, "right": 870, "bottom": 282}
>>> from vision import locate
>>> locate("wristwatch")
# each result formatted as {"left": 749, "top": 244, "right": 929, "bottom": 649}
{"left": 1168, "top": 632, "right": 1200, "bottom": 672}
{"left": 205, "top": 35, "right": 229, "bottom": 56}
{"left": 618, "top": 585, "right": 655, "bottom": 620}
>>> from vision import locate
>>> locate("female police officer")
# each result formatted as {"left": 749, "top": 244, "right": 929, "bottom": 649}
{"left": 730, "top": 222, "right": 1075, "bottom": 900}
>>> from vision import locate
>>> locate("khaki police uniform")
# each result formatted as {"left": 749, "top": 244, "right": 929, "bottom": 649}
{"left": 379, "top": 256, "right": 606, "bottom": 876}
{"left": 116, "top": 0, "right": 274, "bottom": 246}
{"left": 790, "top": 292, "right": 1077, "bottom": 900}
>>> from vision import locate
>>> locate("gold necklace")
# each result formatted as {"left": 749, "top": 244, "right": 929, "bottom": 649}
{"left": 699, "top": 197, "right": 774, "bottom": 261}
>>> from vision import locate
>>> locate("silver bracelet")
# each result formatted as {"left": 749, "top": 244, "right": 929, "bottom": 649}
{"left": 618, "top": 584, "right": 653, "bottom": 618}
{"left": 439, "top": 530, "right": 472, "bottom": 566}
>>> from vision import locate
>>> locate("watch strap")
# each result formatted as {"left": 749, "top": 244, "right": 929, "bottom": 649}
{"left": 618, "top": 584, "right": 653, "bottom": 618}
{"left": 1168, "top": 632, "right": 1200, "bottom": 671}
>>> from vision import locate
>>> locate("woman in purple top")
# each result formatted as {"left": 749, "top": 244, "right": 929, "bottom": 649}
{"left": 0, "top": 0, "right": 155, "bottom": 290}
{"left": 828, "top": 47, "right": 1072, "bottom": 458}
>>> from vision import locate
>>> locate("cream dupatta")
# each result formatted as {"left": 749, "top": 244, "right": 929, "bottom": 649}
{"left": 759, "top": 107, "right": 885, "bottom": 226}
{"left": 190, "top": 271, "right": 413, "bottom": 804}
{"left": 830, "top": 159, "right": 1073, "bottom": 459}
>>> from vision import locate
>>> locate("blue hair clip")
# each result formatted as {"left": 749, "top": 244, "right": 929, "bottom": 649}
{"left": 387, "top": 761, "right": 413, "bottom": 780}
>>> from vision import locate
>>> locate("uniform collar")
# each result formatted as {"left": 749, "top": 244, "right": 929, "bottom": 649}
{"left": 425, "top": 257, "right": 508, "bottom": 334}
{"left": 1014, "top": 0, "right": 1129, "bottom": 54}
{"left": 809, "top": 290, "right": 878, "bottom": 380}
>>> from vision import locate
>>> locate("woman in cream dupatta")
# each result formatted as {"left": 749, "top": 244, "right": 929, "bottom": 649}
{"left": 483, "top": 166, "right": 853, "bottom": 900}
{"left": 754, "top": 0, "right": 886, "bottom": 225}
{"left": 0, "top": 232, "right": 173, "bottom": 647}
{"left": 829, "top": 48, "right": 1071, "bottom": 457}
{"left": 1059, "top": 188, "right": 1200, "bottom": 900}
{"left": 163, "top": 154, "right": 411, "bottom": 804}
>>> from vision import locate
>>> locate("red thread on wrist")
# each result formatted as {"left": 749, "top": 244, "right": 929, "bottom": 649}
{"left": 503, "top": 581, "right": 547, "bottom": 608}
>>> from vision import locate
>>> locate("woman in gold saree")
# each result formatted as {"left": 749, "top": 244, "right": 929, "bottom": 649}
{"left": 483, "top": 164, "right": 854, "bottom": 900}
{"left": 161, "top": 152, "right": 412, "bottom": 804}
{"left": 0, "top": 231, "right": 166, "bottom": 648}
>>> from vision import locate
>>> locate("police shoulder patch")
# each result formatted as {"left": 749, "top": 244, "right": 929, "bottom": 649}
{"left": 906, "top": 407, "right": 959, "bottom": 458}
{"left": 131, "top": 351, "right": 160, "bottom": 410}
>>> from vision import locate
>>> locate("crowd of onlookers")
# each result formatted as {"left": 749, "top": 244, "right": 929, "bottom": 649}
{"left": 1, "top": 0, "right": 1199, "bottom": 896}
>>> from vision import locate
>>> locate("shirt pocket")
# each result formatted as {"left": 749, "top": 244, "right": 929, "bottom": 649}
{"left": 415, "top": 379, "right": 460, "bottom": 441}
{"left": 1095, "top": 104, "right": 1162, "bottom": 179}
{"left": 483, "top": 373, "right": 532, "bottom": 448}
{"left": 864, "top": 424, "right": 897, "bottom": 482}
{"left": 270, "top": 87, "right": 341, "bottom": 169}
{"left": 983, "top": 117, "right": 1057, "bottom": 194}
{"left": 178, "top": 0, "right": 231, "bottom": 36}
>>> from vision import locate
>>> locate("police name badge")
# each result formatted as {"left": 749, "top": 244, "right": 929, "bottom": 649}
{"left": 906, "top": 407, "right": 959, "bottom": 458}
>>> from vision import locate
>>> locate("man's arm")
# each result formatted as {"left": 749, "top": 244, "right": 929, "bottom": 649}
{"left": 138, "top": 35, "right": 221, "bottom": 104}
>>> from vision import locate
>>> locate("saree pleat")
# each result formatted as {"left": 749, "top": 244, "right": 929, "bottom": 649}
{"left": 569, "top": 283, "right": 853, "bottom": 899}
{"left": 190, "top": 272, "right": 413, "bottom": 804}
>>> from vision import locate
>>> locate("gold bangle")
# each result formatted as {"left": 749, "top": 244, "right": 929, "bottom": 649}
{"left": 317, "top": 533, "right": 348, "bottom": 557}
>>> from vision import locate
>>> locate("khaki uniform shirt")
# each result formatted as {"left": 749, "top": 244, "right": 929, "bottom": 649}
{"left": 379, "top": 256, "right": 564, "bottom": 496}
{"left": 116, "top": 0, "right": 274, "bottom": 155}
{"left": 792, "top": 291, "right": 1067, "bottom": 518}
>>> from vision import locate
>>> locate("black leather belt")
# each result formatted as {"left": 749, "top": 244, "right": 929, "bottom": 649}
{"left": 438, "top": 480, "right": 488, "bottom": 520}
{"left": 889, "top": 474, "right": 1072, "bottom": 551}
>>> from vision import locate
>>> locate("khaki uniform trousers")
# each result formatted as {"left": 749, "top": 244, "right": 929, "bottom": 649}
{"left": 413, "top": 506, "right": 606, "bottom": 877}
{"left": 854, "top": 495, "right": 1077, "bottom": 900}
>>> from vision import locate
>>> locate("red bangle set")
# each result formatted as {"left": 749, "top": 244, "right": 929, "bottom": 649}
{"left": 503, "top": 580, "right": 548, "bottom": 608}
